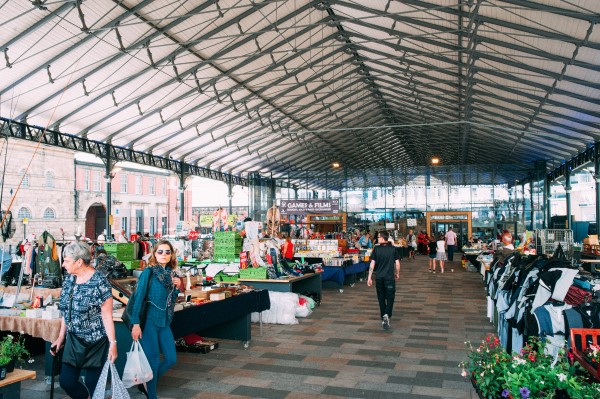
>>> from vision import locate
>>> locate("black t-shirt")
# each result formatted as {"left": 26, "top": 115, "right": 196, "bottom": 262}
{"left": 428, "top": 241, "right": 437, "bottom": 253}
{"left": 371, "top": 243, "right": 400, "bottom": 280}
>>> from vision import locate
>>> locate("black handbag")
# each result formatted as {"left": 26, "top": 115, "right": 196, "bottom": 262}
{"left": 62, "top": 285, "right": 109, "bottom": 369}
{"left": 62, "top": 334, "right": 108, "bottom": 369}
{"left": 122, "top": 269, "right": 152, "bottom": 331}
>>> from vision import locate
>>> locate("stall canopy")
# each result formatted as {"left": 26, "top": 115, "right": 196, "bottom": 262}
{"left": 1, "top": 1, "right": 600, "bottom": 190}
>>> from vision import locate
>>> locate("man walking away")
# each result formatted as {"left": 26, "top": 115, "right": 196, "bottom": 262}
{"left": 445, "top": 226, "right": 457, "bottom": 262}
{"left": 367, "top": 230, "right": 401, "bottom": 330}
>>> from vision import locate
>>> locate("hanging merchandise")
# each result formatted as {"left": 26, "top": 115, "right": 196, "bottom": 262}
{"left": 37, "top": 231, "right": 62, "bottom": 288}
{"left": 0, "top": 211, "right": 15, "bottom": 242}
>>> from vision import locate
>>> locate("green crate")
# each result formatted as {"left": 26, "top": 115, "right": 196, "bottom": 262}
{"left": 214, "top": 236, "right": 242, "bottom": 243}
{"left": 121, "top": 260, "right": 140, "bottom": 270}
{"left": 214, "top": 244, "right": 243, "bottom": 252}
{"left": 215, "top": 272, "right": 239, "bottom": 283}
{"left": 214, "top": 231, "right": 239, "bottom": 237}
{"left": 239, "top": 267, "right": 267, "bottom": 279}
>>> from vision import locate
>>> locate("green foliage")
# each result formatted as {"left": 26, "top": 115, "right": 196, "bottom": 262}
{"left": 460, "top": 335, "right": 599, "bottom": 399}
{"left": 0, "top": 333, "right": 31, "bottom": 364}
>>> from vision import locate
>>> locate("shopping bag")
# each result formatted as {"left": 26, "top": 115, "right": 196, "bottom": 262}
{"left": 122, "top": 340, "right": 153, "bottom": 388}
{"left": 92, "top": 359, "right": 131, "bottom": 399}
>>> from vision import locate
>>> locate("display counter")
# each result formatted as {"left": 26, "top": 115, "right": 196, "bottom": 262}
{"left": 239, "top": 273, "right": 322, "bottom": 297}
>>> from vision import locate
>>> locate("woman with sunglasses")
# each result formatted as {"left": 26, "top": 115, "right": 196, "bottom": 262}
{"left": 129, "top": 240, "right": 182, "bottom": 398}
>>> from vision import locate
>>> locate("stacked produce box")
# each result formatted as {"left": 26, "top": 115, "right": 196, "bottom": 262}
{"left": 103, "top": 242, "right": 139, "bottom": 269}
{"left": 213, "top": 231, "right": 242, "bottom": 262}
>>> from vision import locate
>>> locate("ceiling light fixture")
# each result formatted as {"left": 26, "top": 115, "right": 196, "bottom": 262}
{"left": 431, "top": 157, "right": 440, "bottom": 165}
{"left": 332, "top": 161, "right": 340, "bottom": 168}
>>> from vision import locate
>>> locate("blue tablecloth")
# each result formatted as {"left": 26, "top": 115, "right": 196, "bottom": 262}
{"left": 321, "top": 266, "right": 345, "bottom": 287}
{"left": 344, "top": 261, "right": 369, "bottom": 276}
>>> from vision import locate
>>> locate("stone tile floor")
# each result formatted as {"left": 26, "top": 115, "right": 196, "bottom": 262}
{"left": 21, "top": 255, "right": 494, "bottom": 398}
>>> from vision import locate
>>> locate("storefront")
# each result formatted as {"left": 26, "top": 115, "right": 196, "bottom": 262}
{"left": 427, "top": 211, "right": 472, "bottom": 248}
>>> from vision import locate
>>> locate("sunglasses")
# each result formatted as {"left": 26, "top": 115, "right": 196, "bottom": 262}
{"left": 156, "top": 250, "right": 172, "bottom": 255}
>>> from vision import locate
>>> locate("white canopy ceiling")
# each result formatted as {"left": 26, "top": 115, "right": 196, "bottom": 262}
{"left": 1, "top": 0, "right": 600, "bottom": 190}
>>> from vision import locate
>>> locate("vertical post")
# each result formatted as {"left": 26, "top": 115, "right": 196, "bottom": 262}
{"left": 227, "top": 176, "right": 233, "bottom": 214}
{"left": 565, "top": 168, "right": 572, "bottom": 230}
{"left": 179, "top": 163, "right": 186, "bottom": 222}
{"left": 546, "top": 177, "right": 552, "bottom": 229}
{"left": 595, "top": 143, "right": 600, "bottom": 231}
{"left": 529, "top": 179, "right": 534, "bottom": 230}
{"left": 104, "top": 150, "right": 112, "bottom": 239}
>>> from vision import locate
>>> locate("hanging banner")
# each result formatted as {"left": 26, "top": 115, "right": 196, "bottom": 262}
{"left": 280, "top": 199, "right": 340, "bottom": 215}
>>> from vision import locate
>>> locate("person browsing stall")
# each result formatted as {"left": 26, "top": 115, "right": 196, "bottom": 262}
{"left": 129, "top": 240, "right": 182, "bottom": 399}
{"left": 367, "top": 230, "right": 401, "bottom": 330}
{"left": 282, "top": 235, "right": 294, "bottom": 262}
{"left": 51, "top": 242, "right": 117, "bottom": 399}
{"left": 357, "top": 232, "right": 373, "bottom": 249}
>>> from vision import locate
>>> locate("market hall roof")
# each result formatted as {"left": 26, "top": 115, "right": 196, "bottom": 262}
{"left": 1, "top": 0, "right": 600, "bottom": 190}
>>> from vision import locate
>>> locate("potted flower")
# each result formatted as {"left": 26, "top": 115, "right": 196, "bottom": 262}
{"left": 0, "top": 333, "right": 32, "bottom": 372}
{"left": 582, "top": 343, "right": 600, "bottom": 369}
{"left": 460, "top": 334, "right": 600, "bottom": 399}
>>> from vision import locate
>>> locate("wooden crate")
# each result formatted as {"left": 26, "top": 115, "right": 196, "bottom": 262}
{"left": 569, "top": 328, "right": 600, "bottom": 381}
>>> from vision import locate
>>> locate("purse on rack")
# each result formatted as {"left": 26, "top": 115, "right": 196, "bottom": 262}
{"left": 62, "top": 284, "right": 109, "bottom": 369}
{"left": 122, "top": 269, "right": 153, "bottom": 331}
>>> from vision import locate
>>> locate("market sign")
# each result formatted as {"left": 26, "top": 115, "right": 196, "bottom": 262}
{"left": 280, "top": 199, "right": 339, "bottom": 215}
{"left": 430, "top": 214, "right": 468, "bottom": 221}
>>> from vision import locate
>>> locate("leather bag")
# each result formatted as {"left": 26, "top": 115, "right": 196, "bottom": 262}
{"left": 122, "top": 269, "right": 152, "bottom": 331}
{"left": 63, "top": 334, "right": 108, "bottom": 369}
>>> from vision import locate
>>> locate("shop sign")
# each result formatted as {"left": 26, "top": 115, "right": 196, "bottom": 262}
{"left": 406, "top": 218, "right": 417, "bottom": 226}
{"left": 280, "top": 199, "right": 339, "bottom": 215}
{"left": 188, "top": 230, "right": 199, "bottom": 240}
{"left": 430, "top": 214, "right": 468, "bottom": 221}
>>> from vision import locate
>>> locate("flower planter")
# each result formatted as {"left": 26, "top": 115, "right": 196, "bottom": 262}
{"left": 0, "top": 364, "right": 6, "bottom": 381}
{"left": 5, "top": 358, "right": 15, "bottom": 373}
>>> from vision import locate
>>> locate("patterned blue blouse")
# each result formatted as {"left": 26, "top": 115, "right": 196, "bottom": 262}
{"left": 59, "top": 271, "right": 112, "bottom": 343}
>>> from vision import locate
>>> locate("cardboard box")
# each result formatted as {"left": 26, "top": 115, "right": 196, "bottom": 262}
{"left": 210, "top": 292, "right": 226, "bottom": 301}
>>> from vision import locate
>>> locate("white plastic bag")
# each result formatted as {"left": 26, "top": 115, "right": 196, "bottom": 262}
{"left": 92, "top": 359, "right": 131, "bottom": 399}
{"left": 122, "top": 341, "right": 153, "bottom": 388}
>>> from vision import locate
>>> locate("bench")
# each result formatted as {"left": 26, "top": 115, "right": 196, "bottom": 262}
{"left": 0, "top": 369, "right": 36, "bottom": 399}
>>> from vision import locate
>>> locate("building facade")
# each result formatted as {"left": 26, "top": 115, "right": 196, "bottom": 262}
{"left": 0, "top": 139, "right": 193, "bottom": 249}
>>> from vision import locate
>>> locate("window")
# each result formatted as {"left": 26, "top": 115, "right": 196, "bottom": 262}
{"left": 121, "top": 217, "right": 128, "bottom": 237}
{"left": 45, "top": 171, "right": 54, "bottom": 188}
{"left": 162, "top": 178, "right": 167, "bottom": 195}
{"left": 149, "top": 177, "right": 155, "bottom": 195}
{"left": 84, "top": 169, "right": 90, "bottom": 191}
{"left": 120, "top": 174, "right": 128, "bottom": 193}
{"left": 19, "top": 169, "right": 30, "bottom": 187}
{"left": 17, "top": 207, "right": 31, "bottom": 219}
{"left": 93, "top": 171, "right": 101, "bottom": 192}
{"left": 135, "top": 176, "right": 142, "bottom": 194}
{"left": 162, "top": 217, "right": 167, "bottom": 235}
{"left": 150, "top": 217, "right": 155, "bottom": 235}
{"left": 43, "top": 208, "right": 56, "bottom": 219}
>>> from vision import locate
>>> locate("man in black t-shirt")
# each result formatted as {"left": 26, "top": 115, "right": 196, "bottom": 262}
{"left": 367, "top": 230, "right": 401, "bottom": 330}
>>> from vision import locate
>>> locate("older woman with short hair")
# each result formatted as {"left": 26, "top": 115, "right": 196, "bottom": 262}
{"left": 51, "top": 241, "right": 117, "bottom": 399}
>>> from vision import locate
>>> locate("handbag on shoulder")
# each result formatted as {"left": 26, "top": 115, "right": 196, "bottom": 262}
{"left": 122, "top": 269, "right": 153, "bottom": 331}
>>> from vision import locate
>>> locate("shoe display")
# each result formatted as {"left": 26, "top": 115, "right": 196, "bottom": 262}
{"left": 382, "top": 314, "right": 390, "bottom": 330}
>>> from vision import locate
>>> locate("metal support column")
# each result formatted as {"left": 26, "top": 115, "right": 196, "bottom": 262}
{"left": 595, "top": 143, "right": 600, "bottom": 230}
{"left": 227, "top": 176, "right": 233, "bottom": 214}
{"left": 545, "top": 177, "right": 552, "bottom": 230}
{"left": 565, "top": 170, "right": 572, "bottom": 230}
{"left": 179, "top": 164, "right": 186, "bottom": 222}
{"left": 104, "top": 147, "right": 113, "bottom": 239}
{"left": 529, "top": 179, "right": 534, "bottom": 230}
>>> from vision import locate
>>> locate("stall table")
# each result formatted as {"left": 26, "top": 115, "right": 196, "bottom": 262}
{"left": 239, "top": 272, "right": 322, "bottom": 298}
{"left": 321, "top": 267, "right": 346, "bottom": 292}
{"left": 114, "top": 289, "right": 270, "bottom": 375}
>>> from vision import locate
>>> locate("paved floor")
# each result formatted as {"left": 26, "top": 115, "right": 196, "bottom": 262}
{"left": 21, "top": 255, "right": 494, "bottom": 398}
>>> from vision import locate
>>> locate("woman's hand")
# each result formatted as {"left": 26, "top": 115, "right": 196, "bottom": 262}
{"left": 108, "top": 341, "right": 118, "bottom": 363}
{"left": 49, "top": 337, "right": 64, "bottom": 356}
{"left": 132, "top": 324, "right": 142, "bottom": 341}
{"left": 173, "top": 277, "right": 182, "bottom": 291}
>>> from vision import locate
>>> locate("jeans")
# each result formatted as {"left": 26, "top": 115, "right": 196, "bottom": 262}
{"left": 59, "top": 362, "right": 103, "bottom": 399}
{"left": 140, "top": 322, "right": 177, "bottom": 399}
{"left": 375, "top": 278, "right": 396, "bottom": 319}
{"left": 447, "top": 245, "right": 455, "bottom": 261}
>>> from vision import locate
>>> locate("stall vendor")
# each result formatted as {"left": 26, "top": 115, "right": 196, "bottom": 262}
{"left": 358, "top": 232, "right": 373, "bottom": 249}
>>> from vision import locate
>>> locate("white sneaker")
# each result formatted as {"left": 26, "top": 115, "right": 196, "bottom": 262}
{"left": 441, "top": 269, "right": 444, "bottom": 274}
{"left": 382, "top": 314, "right": 390, "bottom": 330}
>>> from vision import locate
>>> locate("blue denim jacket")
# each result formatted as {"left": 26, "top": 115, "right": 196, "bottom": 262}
{"left": 130, "top": 267, "right": 179, "bottom": 328}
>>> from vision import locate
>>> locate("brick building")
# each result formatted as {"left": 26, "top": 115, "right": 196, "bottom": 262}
{"left": 0, "top": 139, "right": 193, "bottom": 248}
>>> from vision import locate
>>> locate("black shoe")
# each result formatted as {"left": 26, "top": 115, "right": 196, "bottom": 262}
{"left": 137, "top": 384, "right": 149, "bottom": 398}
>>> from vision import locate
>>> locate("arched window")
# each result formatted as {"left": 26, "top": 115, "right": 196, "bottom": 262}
{"left": 45, "top": 171, "right": 55, "bottom": 188}
{"left": 17, "top": 207, "right": 32, "bottom": 219}
{"left": 43, "top": 208, "right": 56, "bottom": 219}
{"left": 19, "top": 169, "right": 30, "bottom": 187}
